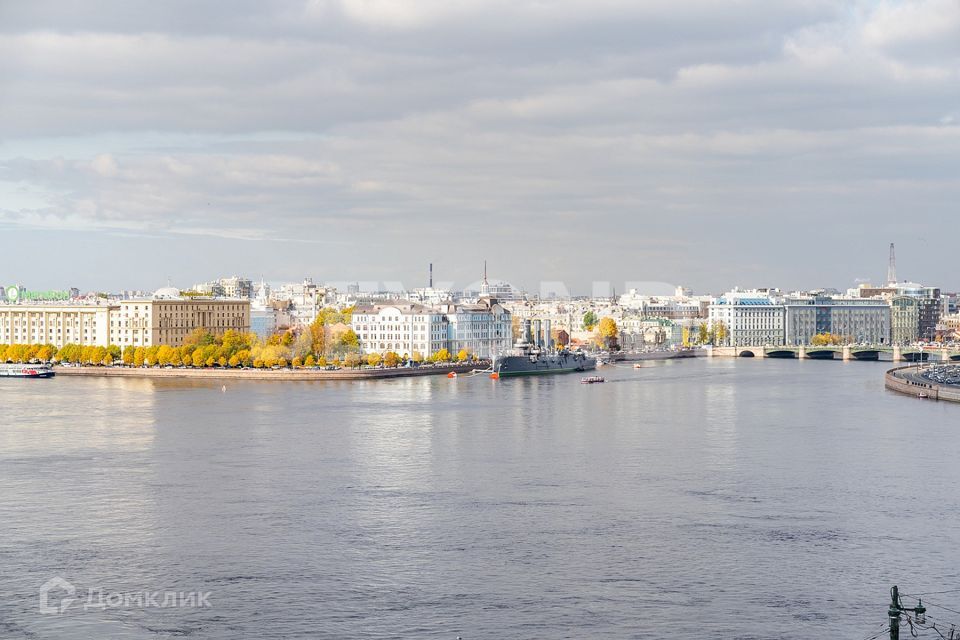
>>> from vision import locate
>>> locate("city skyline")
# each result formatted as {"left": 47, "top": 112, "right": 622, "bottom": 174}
{"left": 2, "top": 1, "right": 959, "bottom": 292}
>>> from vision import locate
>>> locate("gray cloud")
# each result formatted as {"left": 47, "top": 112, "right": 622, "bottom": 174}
{"left": 0, "top": 0, "right": 958, "bottom": 292}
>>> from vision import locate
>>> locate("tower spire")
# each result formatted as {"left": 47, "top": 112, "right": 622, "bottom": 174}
{"left": 480, "top": 260, "right": 490, "bottom": 298}
{"left": 887, "top": 243, "right": 897, "bottom": 286}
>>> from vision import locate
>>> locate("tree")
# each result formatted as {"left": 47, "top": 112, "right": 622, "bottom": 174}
{"left": 228, "top": 354, "right": 240, "bottom": 368}
{"left": 456, "top": 348, "right": 469, "bottom": 362}
{"left": 597, "top": 317, "right": 619, "bottom": 350}
{"left": 582, "top": 310, "right": 598, "bottom": 331}
{"left": 304, "top": 354, "right": 316, "bottom": 368}
{"left": 698, "top": 323, "right": 710, "bottom": 345}
{"left": 122, "top": 346, "right": 135, "bottom": 365}
{"left": 309, "top": 317, "right": 326, "bottom": 357}
{"left": 343, "top": 352, "right": 361, "bottom": 368}
{"left": 384, "top": 351, "right": 401, "bottom": 368}
{"left": 133, "top": 347, "right": 146, "bottom": 367}
{"left": 432, "top": 348, "right": 451, "bottom": 362}
{"left": 367, "top": 353, "right": 382, "bottom": 367}
{"left": 713, "top": 321, "right": 728, "bottom": 345}
{"left": 411, "top": 351, "right": 424, "bottom": 363}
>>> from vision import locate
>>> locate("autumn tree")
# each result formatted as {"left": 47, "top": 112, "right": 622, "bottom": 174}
{"left": 384, "top": 351, "right": 401, "bottom": 368}
{"left": 367, "top": 353, "right": 382, "bottom": 367}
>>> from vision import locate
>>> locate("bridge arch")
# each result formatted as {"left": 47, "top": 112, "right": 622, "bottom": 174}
{"left": 738, "top": 350, "right": 756, "bottom": 358}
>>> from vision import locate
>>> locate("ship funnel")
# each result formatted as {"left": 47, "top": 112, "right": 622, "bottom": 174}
{"left": 543, "top": 319, "right": 552, "bottom": 350}
{"left": 533, "top": 320, "right": 542, "bottom": 348}
{"left": 523, "top": 319, "right": 532, "bottom": 344}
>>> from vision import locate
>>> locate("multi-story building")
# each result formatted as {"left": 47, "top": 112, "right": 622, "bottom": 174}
{"left": 783, "top": 296, "right": 890, "bottom": 345}
{"left": 352, "top": 283, "right": 512, "bottom": 358}
{"left": 352, "top": 302, "right": 450, "bottom": 357}
{"left": 438, "top": 297, "right": 512, "bottom": 358}
{"left": 0, "top": 303, "right": 112, "bottom": 347}
{"left": 0, "top": 288, "right": 250, "bottom": 349}
{"left": 890, "top": 296, "right": 920, "bottom": 345}
{"left": 708, "top": 289, "right": 785, "bottom": 347}
{"left": 109, "top": 289, "right": 250, "bottom": 348}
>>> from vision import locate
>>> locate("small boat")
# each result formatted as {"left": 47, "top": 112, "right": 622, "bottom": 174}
{"left": 581, "top": 376, "right": 605, "bottom": 384}
{"left": 633, "top": 363, "right": 643, "bottom": 369}
{"left": 918, "top": 392, "right": 929, "bottom": 399}
{"left": 0, "top": 363, "right": 55, "bottom": 378}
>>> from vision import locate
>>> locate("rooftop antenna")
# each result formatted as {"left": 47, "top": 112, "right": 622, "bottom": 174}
{"left": 887, "top": 243, "right": 897, "bottom": 286}
{"left": 429, "top": 263, "right": 433, "bottom": 289}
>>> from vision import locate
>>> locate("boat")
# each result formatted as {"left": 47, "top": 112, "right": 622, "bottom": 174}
{"left": 581, "top": 376, "right": 605, "bottom": 384}
{"left": 0, "top": 363, "right": 55, "bottom": 378}
{"left": 492, "top": 319, "right": 596, "bottom": 378}
{"left": 633, "top": 363, "right": 643, "bottom": 369}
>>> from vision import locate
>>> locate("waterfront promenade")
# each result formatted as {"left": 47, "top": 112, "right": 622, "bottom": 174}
{"left": 54, "top": 362, "right": 483, "bottom": 381}
{"left": 885, "top": 365, "right": 960, "bottom": 403}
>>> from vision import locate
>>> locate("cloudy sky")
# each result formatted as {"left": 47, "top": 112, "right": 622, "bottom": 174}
{"left": 1, "top": 0, "right": 958, "bottom": 294}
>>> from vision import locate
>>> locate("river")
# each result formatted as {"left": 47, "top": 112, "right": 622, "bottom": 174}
{"left": 1, "top": 358, "right": 958, "bottom": 639}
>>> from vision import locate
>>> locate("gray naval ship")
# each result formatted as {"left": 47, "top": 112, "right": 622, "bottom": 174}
{"left": 493, "top": 318, "right": 596, "bottom": 378}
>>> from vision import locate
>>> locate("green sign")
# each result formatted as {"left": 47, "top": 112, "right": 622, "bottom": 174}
{"left": 3, "top": 286, "right": 70, "bottom": 302}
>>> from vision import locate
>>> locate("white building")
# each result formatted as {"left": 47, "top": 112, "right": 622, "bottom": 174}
{"left": 352, "top": 301, "right": 449, "bottom": 357}
{"left": 708, "top": 290, "right": 785, "bottom": 347}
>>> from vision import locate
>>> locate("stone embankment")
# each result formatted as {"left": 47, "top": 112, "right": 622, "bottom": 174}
{"left": 54, "top": 363, "right": 483, "bottom": 381}
{"left": 885, "top": 366, "right": 960, "bottom": 403}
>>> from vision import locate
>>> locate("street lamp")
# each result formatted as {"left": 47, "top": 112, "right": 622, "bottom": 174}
{"left": 888, "top": 585, "right": 926, "bottom": 639}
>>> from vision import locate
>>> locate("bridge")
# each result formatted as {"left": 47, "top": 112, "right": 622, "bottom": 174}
{"left": 707, "top": 345, "right": 960, "bottom": 362}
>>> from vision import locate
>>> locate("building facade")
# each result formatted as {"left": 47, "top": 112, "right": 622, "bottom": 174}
{"left": 708, "top": 291, "right": 785, "bottom": 347}
{"left": 0, "top": 304, "right": 112, "bottom": 347}
{"left": 0, "top": 292, "right": 250, "bottom": 350}
{"left": 783, "top": 297, "right": 890, "bottom": 345}
{"left": 352, "top": 302, "right": 449, "bottom": 357}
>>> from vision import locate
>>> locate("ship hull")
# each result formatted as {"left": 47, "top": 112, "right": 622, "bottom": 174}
{"left": 494, "top": 353, "right": 596, "bottom": 377}
{"left": 0, "top": 365, "right": 55, "bottom": 378}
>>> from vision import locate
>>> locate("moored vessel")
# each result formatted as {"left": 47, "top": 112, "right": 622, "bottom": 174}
{"left": 0, "top": 363, "right": 55, "bottom": 378}
{"left": 492, "top": 319, "right": 596, "bottom": 378}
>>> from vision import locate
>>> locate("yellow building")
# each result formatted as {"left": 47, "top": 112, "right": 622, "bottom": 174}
{"left": 111, "top": 296, "right": 251, "bottom": 347}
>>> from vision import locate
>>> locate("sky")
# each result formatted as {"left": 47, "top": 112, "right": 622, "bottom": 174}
{"left": 0, "top": 0, "right": 958, "bottom": 295}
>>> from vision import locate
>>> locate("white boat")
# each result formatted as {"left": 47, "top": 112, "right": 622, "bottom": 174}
{"left": 0, "top": 363, "right": 55, "bottom": 378}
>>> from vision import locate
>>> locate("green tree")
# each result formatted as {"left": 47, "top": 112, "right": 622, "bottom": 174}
{"left": 582, "top": 310, "right": 598, "bottom": 331}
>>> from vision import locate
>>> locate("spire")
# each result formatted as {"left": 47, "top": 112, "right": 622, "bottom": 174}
{"left": 887, "top": 243, "right": 897, "bottom": 286}
{"left": 480, "top": 260, "right": 490, "bottom": 298}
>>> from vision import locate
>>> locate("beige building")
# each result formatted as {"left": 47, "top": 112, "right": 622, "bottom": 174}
{"left": 110, "top": 297, "right": 251, "bottom": 348}
{"left": 0, "top": 290, "right": 250, "bottom": 349}
{"left": 0, "top": 304, "right": 112, "bottom": 347}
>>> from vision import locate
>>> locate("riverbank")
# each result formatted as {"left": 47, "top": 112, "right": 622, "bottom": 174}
{"left": 53, "top": 363, "right": 483, "bottom": 381}
{"left": 885, "top": 365, "right": 960, "bottom": 403}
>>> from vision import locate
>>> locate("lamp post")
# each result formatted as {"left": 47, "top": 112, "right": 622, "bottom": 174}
{"left": 888, "top": 585, "right": 925, "bottom": 640}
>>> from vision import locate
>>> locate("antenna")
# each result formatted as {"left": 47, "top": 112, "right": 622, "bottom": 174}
{"left": 429, "top": 263, "right": 433, "bottom": 288}
{"left": 887, "top": 243, "right": 897, "bottom": 285}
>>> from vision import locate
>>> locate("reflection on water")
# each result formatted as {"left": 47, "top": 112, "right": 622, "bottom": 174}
{"left": 2, "top": 360, "right": 960, "bottom": 639}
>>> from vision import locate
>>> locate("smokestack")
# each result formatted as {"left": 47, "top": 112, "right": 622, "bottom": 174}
{"left": 544, "top": 319, "right": 552, "bottom": 350}
{"left": 523, "top": 319, "right": 532, "bottom": 344}
{"left": 429, "top": 263, "right": 433, "bottom": 288}
{"left": 533, "top": 320, "right": 542, "bottom": 348}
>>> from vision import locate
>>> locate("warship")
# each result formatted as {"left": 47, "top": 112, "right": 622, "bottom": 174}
{"left": 492, "top": 318, "right": 596, "bottom": 378}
